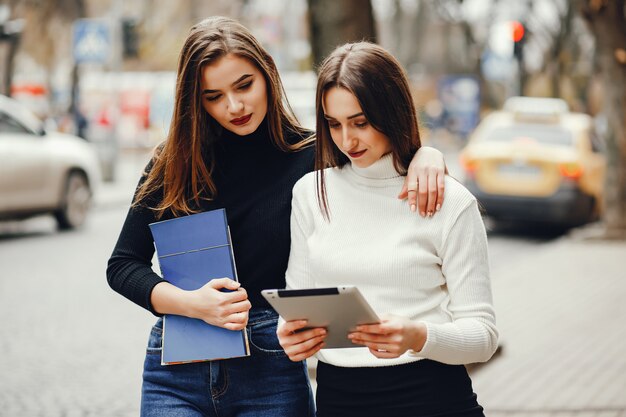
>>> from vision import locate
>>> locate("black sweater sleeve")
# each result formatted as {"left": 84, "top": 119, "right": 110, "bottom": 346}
{"left": 106, "top": 163, "right": 167, "bottom": 315}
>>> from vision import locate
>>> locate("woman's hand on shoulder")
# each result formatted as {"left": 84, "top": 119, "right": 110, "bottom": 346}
{"left": 348, "top": 314, "right": 427, "bottom": 359}
{"left": 399, "top": 146, "right": 446, "bottom": 217}
{"left": 188, "top": 278, "right": 252, "bottom": 331}
{"left": 277, "top": 319, "right": 327, "bottom": 362}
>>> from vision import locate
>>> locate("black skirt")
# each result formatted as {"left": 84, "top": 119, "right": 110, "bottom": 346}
{"left": 315, "top": 359, "right": 484, "bottom": 417}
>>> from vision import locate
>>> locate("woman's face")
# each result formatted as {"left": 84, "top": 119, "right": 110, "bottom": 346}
{"left": 200, "top": 53, "right": 268, "bottom": 136}
{"left": 322, "top": 87, "right": 391, "bottom": 168}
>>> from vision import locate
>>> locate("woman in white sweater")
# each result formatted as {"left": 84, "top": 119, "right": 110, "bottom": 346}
{"left": 276, "top": 42, "right": 498, "bottom": 417}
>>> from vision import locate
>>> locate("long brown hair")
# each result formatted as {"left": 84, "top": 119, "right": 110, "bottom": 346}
{"left": 133, "top": 16, "right": 313, "bottom": 218}
{"left": 315, "top": 42, "right": 421, "bottom": 219}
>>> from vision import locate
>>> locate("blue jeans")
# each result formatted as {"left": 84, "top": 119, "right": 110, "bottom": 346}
{"left": 140, "top": 308, "right": 315, "bottom": 417}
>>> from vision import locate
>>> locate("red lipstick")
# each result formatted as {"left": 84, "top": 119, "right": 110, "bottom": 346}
{"left": 348, "top": 150, "right": 366, "bottom": 158}
{"left": 231, "top": 114, "right": 252, "bottom": 126}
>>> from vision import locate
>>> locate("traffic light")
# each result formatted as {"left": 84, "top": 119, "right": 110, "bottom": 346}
{"left": 511, "top": 21, "right": 526, "bottom": 61}
{"left": 121, "top": 18, "right": 139, "bottom": 58}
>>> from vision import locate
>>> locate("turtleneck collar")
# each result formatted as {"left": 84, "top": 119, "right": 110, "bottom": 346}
{"left": 345, "top": 153, "right": 404, "bottom": 187}
{"left": 218, "top": 118, "right": 273, "bottom": 150}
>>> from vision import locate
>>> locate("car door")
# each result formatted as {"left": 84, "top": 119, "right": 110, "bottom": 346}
{"left": 0, "top": 111, "right": 51, "bottom": 212}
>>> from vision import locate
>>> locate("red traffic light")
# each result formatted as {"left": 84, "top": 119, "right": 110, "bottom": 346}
{"left": 511, "top": 21, "right": 525, "bottom": 42}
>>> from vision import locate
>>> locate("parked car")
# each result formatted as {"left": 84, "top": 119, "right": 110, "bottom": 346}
{"left": 0, "top": 95, "right": 100, "bottom": 230}
{"left": 459, "top": 97, "right": 605, "bottom": 227}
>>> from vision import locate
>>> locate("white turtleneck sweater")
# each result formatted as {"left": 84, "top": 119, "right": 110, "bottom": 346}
{"left": 285, "top": 153, "right": 498, "bottom": 368}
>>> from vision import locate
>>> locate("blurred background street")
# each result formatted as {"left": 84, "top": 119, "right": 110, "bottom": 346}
{"left": 1, "top": 0, "right": 625, "bottom": 416}
{"left": 1, "top": 147, "right": 624, "bottom": 417}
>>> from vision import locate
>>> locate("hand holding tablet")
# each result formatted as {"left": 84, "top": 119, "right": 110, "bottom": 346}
{"left": 261, "top": 286, "right": 379, "bottom": 349}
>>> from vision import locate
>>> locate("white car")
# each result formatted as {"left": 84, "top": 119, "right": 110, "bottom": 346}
{"left": 0, "top": 95, "right": 100, "bottom": 229}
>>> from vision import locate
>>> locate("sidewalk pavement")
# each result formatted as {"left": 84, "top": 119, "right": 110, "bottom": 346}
{"left": 471, "top": 228, "right": 626, "bottom": 417}
{"left": 97, "top": 149, "right": 626, "bottom": 417}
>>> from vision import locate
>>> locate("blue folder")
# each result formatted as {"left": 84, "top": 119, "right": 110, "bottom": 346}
{"left": 149, "top": 209, "right": 250, "bottom": 365}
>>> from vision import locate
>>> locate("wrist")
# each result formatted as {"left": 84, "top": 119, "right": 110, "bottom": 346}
{"left": 151, "top": 282, "right": 196, "bottom": 318}
{"left": 409, "top": 321, "right": 427, "bottom": 353}
{"left": 181, "top": 288, "right": 201, "bottom": 319}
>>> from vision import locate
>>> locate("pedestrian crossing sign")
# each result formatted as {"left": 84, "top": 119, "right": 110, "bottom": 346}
{"left": 73, "top": 19, "right": 111, "bottom": 64}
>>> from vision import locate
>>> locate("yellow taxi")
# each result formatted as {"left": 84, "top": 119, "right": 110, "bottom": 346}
{"left": 459, "top": 97, "right": 605, "bottom": 227}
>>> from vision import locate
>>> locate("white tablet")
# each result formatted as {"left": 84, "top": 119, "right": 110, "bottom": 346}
{"left": 261, "top": 286, "right": 380, "bottom": 348}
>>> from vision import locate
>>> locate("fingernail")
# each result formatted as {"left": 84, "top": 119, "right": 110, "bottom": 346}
{"left": 411, "top": 204, "right": 416, "bottom": 212}
{"left": 436, "top": 204, "right": 441, "bottom": 211}
{"left": 420, "top": 211, "right": 426, "bottom": 217}
{"left": 428, "top": 211, "right": 433, "bottom": 217}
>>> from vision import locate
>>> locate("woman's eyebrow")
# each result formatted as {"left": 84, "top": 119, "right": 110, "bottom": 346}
{"left": 203, "top": 74, "right": 253, "bottom": 94}
{"left": 323, "top": 112, "right": 364, "bottom": 120}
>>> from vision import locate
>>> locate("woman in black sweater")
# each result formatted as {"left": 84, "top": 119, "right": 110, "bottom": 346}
{"left": 107, "top": 16, "right": 446, "bottom": 417}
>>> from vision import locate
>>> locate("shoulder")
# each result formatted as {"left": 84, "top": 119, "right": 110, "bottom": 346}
{"left": 293, "top": 170, "right": 317, "bottom": 197}
{"left": 437, "top": 176, "right": 480, "bottom": 220}
{"left": 444, "top": 176, "right": 476, "bottom": 205}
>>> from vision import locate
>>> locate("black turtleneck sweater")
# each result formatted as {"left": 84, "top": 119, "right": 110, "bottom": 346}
{"left": 106, "top": 123, "right": 314, "bottom": 313}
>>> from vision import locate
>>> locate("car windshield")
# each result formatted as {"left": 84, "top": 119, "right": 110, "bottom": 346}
{"left": 484, "top": 124, "right": 573, "bottom": 146}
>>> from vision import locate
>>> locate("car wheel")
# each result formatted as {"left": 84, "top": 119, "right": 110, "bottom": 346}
{"left": 54, "top": 171, "right": 92, "bottom": 230}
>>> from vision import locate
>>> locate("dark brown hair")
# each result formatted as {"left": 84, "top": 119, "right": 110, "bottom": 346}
{"left": 134, "top": 16, "right": 312, "bottom": 218}
{"left": 315, "top": 41, "right": 421, "bottom": 218}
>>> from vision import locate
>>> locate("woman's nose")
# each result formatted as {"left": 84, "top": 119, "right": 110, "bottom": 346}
{"left": 227, "top": 94, "right": 244, "bottom": 113}
{"left": 342, "top": 127, "right": 356, "bottom": 149}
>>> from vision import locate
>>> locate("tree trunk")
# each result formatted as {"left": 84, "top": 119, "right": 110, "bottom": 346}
{"left": 307, "top": 0, "right": 376, "bottom": 68}
{"left": 581, "top": 0, "right": 626, "bottom": 238}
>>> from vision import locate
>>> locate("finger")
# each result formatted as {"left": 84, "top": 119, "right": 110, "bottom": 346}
{"left": 229, "top": 299, "right": 251, "bottom": 313}
{"left": 287, "top": 333, "right": 327, "bottom": 353}
{"left": 287, "top": 341, "right": 325, "bottom": 362}
{"left": 349, "top": 332, "right": 391, "bottom": 344}
{"left": 404, "top": 170, "right": 419, "bottom": 212}
{"left": 282, "top": 328, "right": 326, "bottom": 347}
{"left": 398, "top": 178, "right": 408, "bottom": 200}
{"left": 224, "top": 300, "right": 252, "bottom": 316}
{"left": 224, "top": 322, "right": 246, "bottom": 331}
{"left": 360, "top": 340, "right": 396, "bottom": 352}
{"left": 281, "top": 331, "right": 326, "bottom": 354}
{"left": 368, "top": 347, "right": 400, "bottom": 359}
{"left": 408, "top": 189, "right": 418, "bottom": 213}
{"left": 224, "top": 311, "right": 249, "bottom": 325}
{"left": 405, "top": 162, "right": 419, "bottom": 195}
{"left": 223, "top": 287, "right": 249, "bottom": 304}
{"left": 417, "top": 172, "right": 428, "bottom": 217}
{"left": 277, "top": 320, "right": 310, "bottom": 336}
{"left": 223, "top": 313, "right": 248, "bottom": 331}
{"left": 436, "top": 172, "right": 445, "bottom": 212}
{"left": 426, "top": 168, "right": 438, "bottom": 216}
{"left": 210, "top": 278, "right": 240, "bottom": 290}
{"left": 355, "top": 323, "right": 392, "bottom": 335}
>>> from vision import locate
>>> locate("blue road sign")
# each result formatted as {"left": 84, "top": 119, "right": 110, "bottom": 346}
{"left": 437, "top": 75, "right": 481, "bottom": 139}
{"left": 73, "top": 19, "right": 111, "bottom": 64}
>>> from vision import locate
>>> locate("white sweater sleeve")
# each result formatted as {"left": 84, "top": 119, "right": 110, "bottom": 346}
{"left": 417, "top": 199, "right": 499, "bottom": 364}
{"left": 285, "top": 180, "right": 317, "bottom": 291}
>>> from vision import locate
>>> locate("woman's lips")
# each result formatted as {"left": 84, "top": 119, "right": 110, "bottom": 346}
{"left": 230, "top": 114, "right": 252, "bottom": 126}
{"left": 348, "top": 150, "right": 366, "bottom": 158}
